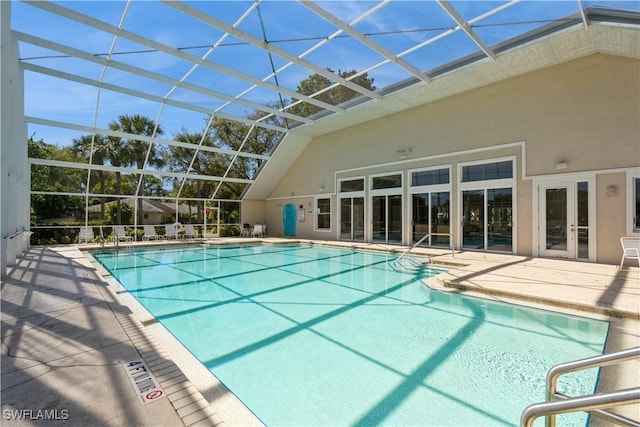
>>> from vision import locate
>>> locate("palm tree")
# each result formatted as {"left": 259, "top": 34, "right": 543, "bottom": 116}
{"left": 71, "top": 134, "right": 108, "bottom": 219}
{"left": 165, "top": 130, "right": 217, "bottom": 223}
{"left": 101, "top": 135, "right": 128, "bottom": 224}
{"left": 109, "top": 114, "right": 164, "bottom": 224}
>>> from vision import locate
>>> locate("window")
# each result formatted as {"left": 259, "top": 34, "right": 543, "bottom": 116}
{"left": 371, "top": 174, "right": 401, "bottom": 190}
{"left": 462, "top": 160, "right": 513, "bottom": 182}
{"left": 316, "top": 198, "right": 331, "bottom": 231}
{"left": 340, "top": 179, "right": 364, "bottom": 192}
{"left": 412, "top": 168, "right": 449, "bottom": 186}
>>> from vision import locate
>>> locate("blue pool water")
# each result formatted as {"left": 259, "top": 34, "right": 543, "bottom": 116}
{"left": 93, "top": 244, "right": 609, "bottom": 426}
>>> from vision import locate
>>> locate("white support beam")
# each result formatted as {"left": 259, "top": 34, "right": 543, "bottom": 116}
{"left": 578, "top": 0, "right": 589, "bottom": 30}
{"left": 14, "top": 32, "right": 313, "bottom": 126}
{"left": 163, "top": 0, "right": 383, "bottom": 101}
{"left": 25, "top": 116, "right": 270, "bottom": 160}
{"left": 30, "top": 190, "right": 237, "bottom": 203}
{"left": 28, "top": 158, "right": 254, "bottom": 184}
{"left": 21, "top": 62, "right": 289, "bottom": 134}
{"left": 437, "top": 0, "right": 496, "bottom": 61}
{"left": 300, "top": 0, "right": 431, "bottom": 84}
{"left": 24, "top": 1, "right": 344, "bottom": 115}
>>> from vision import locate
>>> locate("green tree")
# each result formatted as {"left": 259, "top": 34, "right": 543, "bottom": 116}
{"left": 100, "top": 135, "right": 129, "bottom": 224}
{"left": 29, "top": 136, "right": 85, "bottom": 222}
{"left": 106, "top": 202, "right": 133, "bottom": 225}
{"left": 109, "top": 114, "right": 164, "bottom": 224}
{"left": 207, "top": 104, "right": 285, "bottom": 199}
{"left": 71, "top": 134, "right": 109, "bottom": 220}
{"left": 164, "top": 130, "right": 218, "bottom": 222}
{"left": 288, "top": 69, "right": 376, "bottom": 118}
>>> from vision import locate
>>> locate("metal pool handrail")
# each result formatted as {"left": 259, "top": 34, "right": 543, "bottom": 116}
{"left": 520, "top": 346, "right": 640, "bottom": 427}
{"left": 394, "top": 232, "right": 454, "bottom": 265}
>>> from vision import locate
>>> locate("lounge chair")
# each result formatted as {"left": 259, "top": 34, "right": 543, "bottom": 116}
{"left": 183, "top": 224, "right": 199, "bottom": 239}
{"left": 165, "top": 223, "right": 179, "bottom": 240}
{"left": 113, "top": 225, "right": 134, "bottom": 243}
{"left": 78, "top": 226, "right": 94, "bottom": 243}
{"left": 619, "top": 236, "right": 640, "bottom": 269}
{"left": 143, "top": 225, "right": 161, "bottom": 241}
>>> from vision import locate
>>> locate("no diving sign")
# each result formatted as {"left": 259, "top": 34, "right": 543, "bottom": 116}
{"left": 122, "top": 360, "right": 166, "bottom": 405}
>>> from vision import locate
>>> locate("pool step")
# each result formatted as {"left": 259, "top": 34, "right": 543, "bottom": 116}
{"left": 391, "top": 257, "right": 431, "bottom": 272}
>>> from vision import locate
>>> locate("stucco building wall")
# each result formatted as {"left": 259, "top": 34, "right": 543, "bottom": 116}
{"left": 244, "top": 53, "right": 639, "bottom": 264}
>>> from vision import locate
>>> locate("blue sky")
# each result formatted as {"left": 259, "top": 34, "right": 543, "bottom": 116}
{"left": 11, "top": 0, "right": 640, "bottom": 147}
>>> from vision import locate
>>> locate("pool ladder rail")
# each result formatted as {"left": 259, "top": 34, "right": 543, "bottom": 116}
{"left": 393, "top": 233, "right": 453, "bottom": 270}
{"left": 520, "top": 346, "right": 640, "bottom": 427}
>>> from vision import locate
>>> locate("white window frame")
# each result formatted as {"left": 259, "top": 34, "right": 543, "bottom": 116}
{"left": 626, "top": 169, "right": 640, "bottom": 235}
{"left": 531, "top": 173, "right": 596, "bottom": 261}
{"left": 408, "top": 165, "right": 452, "bottom": 192}
{"left": 408, "top": 165, "right": 452, "bottom": 245}
{"left": 457, "top": 156, "right": 517, "bottom": 252}
{"left": 368, "top": 171, "right": 403, "bottom": 243}
{"left": 337, "top": 176, "right": 366, "bottom": 241}
{"left": 314, "top": 196, "right": 332, "bottom": 232}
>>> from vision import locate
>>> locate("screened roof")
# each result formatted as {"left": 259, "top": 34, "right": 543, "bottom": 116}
{"left": 11, "top": 0, "right": 640, "bottom": 204}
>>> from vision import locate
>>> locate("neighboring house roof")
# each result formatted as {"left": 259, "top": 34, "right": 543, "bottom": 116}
{"left": 87, "top": 197, "right": 193, "bottom": 215}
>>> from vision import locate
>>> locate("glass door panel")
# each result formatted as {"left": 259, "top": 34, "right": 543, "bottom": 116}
{"left": 353, "top": 197, "right": 365, "bottom": 241}
{"left": 576, "top": 182, "right": 589, "bottom": 259}
{"left": 431, "top": 192, "right": 450, "bottom": 247}
{"left": 372, "top": 194, "right": 402, "bottom": 243}
{"left": 372, "top": 196, "right": 386, "bottom": 242}
{"left": 462, "top": 190, "right": 484, "bottom": 249}
{"left": 340, "top": 198, "right": 352, "bottom": 240}
{"left": 487, "top": 188, "right": 512, "bottom": 251}
{"left": 412, "top": 194, "right": 429, "bottom": 244}
{"left": 545, "top": 188, "right": 568, "bottom": 251}
{"left": 340, "top": 197, "right": 365, "bottom": 241}
{"left": 388, "top": 195, "right": 403, "bottom": 243}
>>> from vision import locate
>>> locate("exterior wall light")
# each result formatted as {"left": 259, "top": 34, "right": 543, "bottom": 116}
{"left": 555, "top": 161, "right": 568, "bottom": 170}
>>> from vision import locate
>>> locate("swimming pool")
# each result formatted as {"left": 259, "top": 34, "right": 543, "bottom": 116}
{"left": 93, "top": 244, "right": 609, "bottom": 426}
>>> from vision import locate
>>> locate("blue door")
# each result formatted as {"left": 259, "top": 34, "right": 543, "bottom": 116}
{"left": 283, "top": 203, "right": 296, "bottom": 237}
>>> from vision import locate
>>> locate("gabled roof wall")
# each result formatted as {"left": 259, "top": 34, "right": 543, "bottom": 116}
{"left": 244, "top": 7, "right": 640, "bottom": 200}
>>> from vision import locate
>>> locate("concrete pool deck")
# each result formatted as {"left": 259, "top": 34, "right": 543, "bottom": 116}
{"left": 1, "top": 240, "right": 638, "bottom": 426}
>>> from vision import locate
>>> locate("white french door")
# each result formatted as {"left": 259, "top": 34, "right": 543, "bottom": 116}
{"left": 538, "top": 179, "right": 592, "bottom": 260}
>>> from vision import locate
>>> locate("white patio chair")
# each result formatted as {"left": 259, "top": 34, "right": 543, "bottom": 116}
{"left": 240, "top": 223, "right": 251, "bottom": 237}
{"left": 78, "top": 226, "right": 94, "bottom": 243}
{"left": 183, "top": 224, "right": 199, "bottom": 239}
{"left": 143, "top": 225, "right": 161, "bottom": 241}
{"left": 619, "top": 236, "right": 640, "bottom": 269}
{"left": 114, "top": 225, "right": 133, "bottom": 243}
{"left": 251, "top": 224, "right": 265, "bottom": 238}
